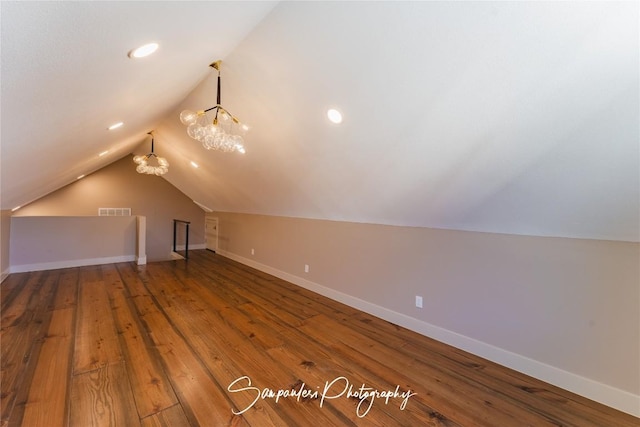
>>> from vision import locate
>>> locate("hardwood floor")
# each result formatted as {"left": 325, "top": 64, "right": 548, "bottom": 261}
{"left": 1, "top": 250, "right": 637, "bottom": 426}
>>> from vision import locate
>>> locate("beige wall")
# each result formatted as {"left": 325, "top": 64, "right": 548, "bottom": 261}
{"left": 14, "top": 155, "right": 205, "bottom": 261}
{"left": 1, "top": 210, "right": 11, "bottom": 281}
{"left": 211, "top": 211, "right": 639, "bottom": 411}
{"left": 10, "top": 216, "right": 137, "bottom": 271}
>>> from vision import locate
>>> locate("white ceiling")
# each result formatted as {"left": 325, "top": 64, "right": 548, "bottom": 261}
{"left": 2, "top": 1, "right": 638, "bottom": 242}
{"left": 1, "top": 1, "right": 277, "bottom": 208}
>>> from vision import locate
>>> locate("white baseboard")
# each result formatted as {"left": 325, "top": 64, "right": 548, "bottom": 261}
{"left": 10, "top": 255, "right": 137, "bottom": 273}
{"left": 217, "top": 249, "right": 640, "bottom": 418}
{"left": 136, "top": 255, "right": 147, "bottom": 265}
{"left": 0, "top": 269, "right": 9, "bottom": 283}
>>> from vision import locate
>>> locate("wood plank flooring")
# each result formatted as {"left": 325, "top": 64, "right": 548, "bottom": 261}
{"left": 1, "top": 250, "right": 637, "bottom": 426}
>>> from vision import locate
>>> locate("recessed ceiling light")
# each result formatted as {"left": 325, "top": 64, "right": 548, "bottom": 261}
{"left": 128, "top": 42, "right": 159, "bottom": 59}
{"left": 11, "top": 206, "right": 21, "bottom": 212}
{"left": 77, "top": 174, "right": 85, "bottom": 180}
{"left": 327, "top": 109, "right": 343, "bottom": 124}
{"left": 108, "top": 122, "right": 123, "bottom": 130}
{"left": 98, "top": 150, "right": 109, "bottom": 157}
{"left": 190, "top": 161, "right": 199, "bottom": 168}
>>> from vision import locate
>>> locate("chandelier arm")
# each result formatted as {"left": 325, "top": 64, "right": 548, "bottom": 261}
{"left": 217, "top": 68, "right": 221, "bottom": 106}
{"left": 217, "top": 106, "right": 240, "bottom": 123}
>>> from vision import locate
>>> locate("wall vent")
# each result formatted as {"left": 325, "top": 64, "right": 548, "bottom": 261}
{"left": 98, "top": 208, "right": 131, "bottom": 216}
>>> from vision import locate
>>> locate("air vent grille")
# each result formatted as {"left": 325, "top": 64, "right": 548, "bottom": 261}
{"left": 98, "top": 208, "right": 131, "bottom": 216}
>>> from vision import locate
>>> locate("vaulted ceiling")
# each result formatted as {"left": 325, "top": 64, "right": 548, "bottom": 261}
{"left": 2, "top": 1, "right": 638, "bottom": 242}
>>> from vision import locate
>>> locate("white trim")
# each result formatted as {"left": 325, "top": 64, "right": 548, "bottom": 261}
{"left": 136, "top": 216, "right": 147, "bottom": 265}
{"left": 217, "top": 249, "right": 640, "bottom": 418}
{"left": 193, "top": 200, "right": 213, "bottom": 212}
{"left": 1, "top": 269, "right": 9, "bottom": 283}
{"left": 10, "top": 255, "right": 136, "bottom": 273}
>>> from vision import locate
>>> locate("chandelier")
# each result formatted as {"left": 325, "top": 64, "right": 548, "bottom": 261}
{"left": 133, "top": 132, "right": 169, "bottom": 175}
{"left": 179, "top": 60, "right": 248, "bottom": 154}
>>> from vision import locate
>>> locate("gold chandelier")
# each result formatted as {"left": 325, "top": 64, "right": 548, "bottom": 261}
{"left": 179, "top": 60, "right": 248, "bottom": 154}
{"left": 133, "top": 132, "right": 169, "bottom": 175}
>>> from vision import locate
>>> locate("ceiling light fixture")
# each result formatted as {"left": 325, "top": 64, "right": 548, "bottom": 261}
{"left": 128, "top": 42, "right": 159, "bottom": 59}
{"left": 327, "top": 109, "right": 343, "bottom": 124}
{"left": 180, "top": 60, "right": 248, "bottom": 154}
{"left": 108, "top": 122, "right": 124, "bottom": 130}
{"left": 133, "top": 132, "right": 169, "bottom": 176}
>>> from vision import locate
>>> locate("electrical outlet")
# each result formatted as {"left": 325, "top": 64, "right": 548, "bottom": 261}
{"left": 415, "top": 296, "right": 423, "bottom": 308}
{"left": 304, "top": 264, "right": 309, "bottom": 273}
{"left": 251, "top": 248, "right": 255, "bottom": 255}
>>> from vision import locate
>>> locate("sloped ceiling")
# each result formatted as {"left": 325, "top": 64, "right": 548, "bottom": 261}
{"left": 0, "top": 1, "right": 277, "bottom": 208}
{"left": 2, "top": 1, "right": 638, "bottom": 242}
